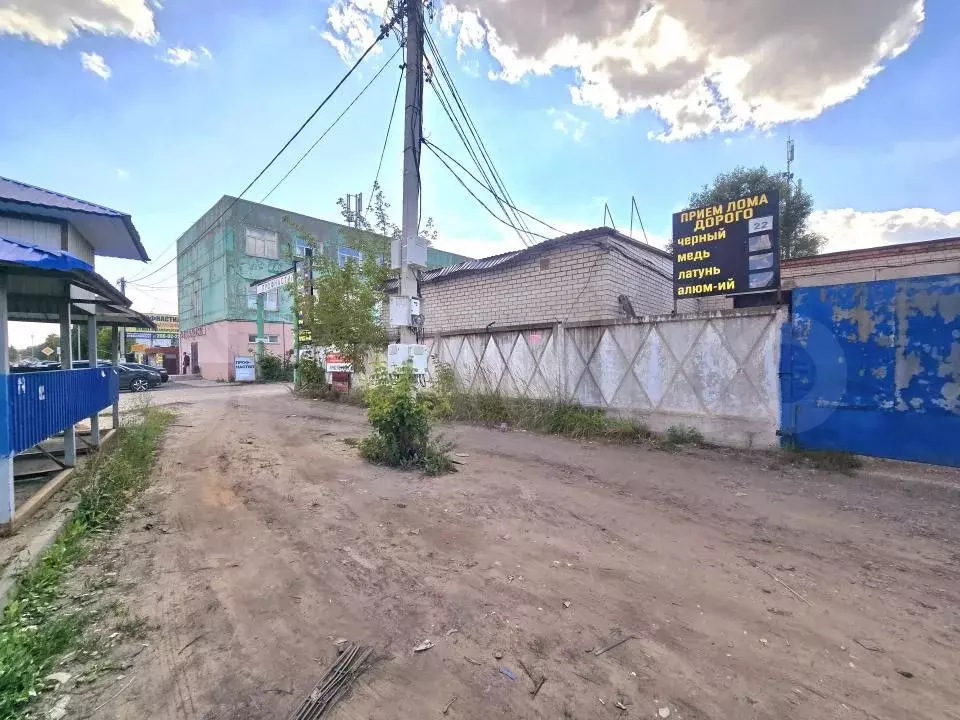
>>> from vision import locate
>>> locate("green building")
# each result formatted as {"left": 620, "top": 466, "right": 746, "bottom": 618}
{"left": 176, "top": 196, "right": 469, "bottom": 380}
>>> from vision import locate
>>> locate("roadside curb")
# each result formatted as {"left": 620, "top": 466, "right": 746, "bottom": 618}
{"left": 0, "top": 501, "right": 77, "bottom": 610}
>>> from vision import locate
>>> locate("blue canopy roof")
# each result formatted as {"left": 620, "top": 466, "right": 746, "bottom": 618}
{"left": 0, "top": 235, "right": 94, "bottom": 273}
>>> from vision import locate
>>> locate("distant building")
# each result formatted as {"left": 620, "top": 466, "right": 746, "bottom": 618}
{"left": 176, "top": 197, "right": 470, "bottom": 380}
{"left": 418, "top": 227, "right": 679, "bottom": 335}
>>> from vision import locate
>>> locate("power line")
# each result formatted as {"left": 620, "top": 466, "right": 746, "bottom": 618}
{"left": 127, "top": 18, "right": 399, "bottom": 284}
{"left": 133, "top": 38, "right": 405, "bottom": 288}
{"left": 365, "top": 63, "right": 405, "bottom": 218}
{"left": 423, "top": 141, "right": 551, "bottom": 242}
{"left": 423, "top": 26, "right": 537, "bottom": 246}
{"left": 423, "top": 139, "right": 562, "bottom": 236}
{"left": 260, "top": 45, "right": 402, "bottom": 207}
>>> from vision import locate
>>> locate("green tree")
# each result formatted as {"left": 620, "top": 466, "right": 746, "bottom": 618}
{"left": 688, "top": 165, "right": 826, "bottom": 259}
{"left": 289, "top": 183, "right": 440, "bottom": 373}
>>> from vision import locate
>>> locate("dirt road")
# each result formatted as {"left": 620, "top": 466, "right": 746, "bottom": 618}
{"left": 77, "top": 384, "right": 960, "bottom": 719}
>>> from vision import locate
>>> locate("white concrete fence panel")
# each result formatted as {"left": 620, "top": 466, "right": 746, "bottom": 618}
{"left": 425, "top": 307, "right": 785, "bottom": 448}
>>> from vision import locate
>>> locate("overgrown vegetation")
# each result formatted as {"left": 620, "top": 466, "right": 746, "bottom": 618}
{"left": 663, "top": 424, "right": 705, "bottom": 447}
{"left": 256, "top": 353, "right": 293, "bottom": 383}
{"left": 781, "top": 448, "right": 863, "bottom": 474}
{"left": 0, "top": 408, "right": 172, "bottom": 719}
{"left": 359, "top": 364, "right": 453, "bottom": 476}
{"left": 420, "top": 363, "right": 652, "bottom": 444}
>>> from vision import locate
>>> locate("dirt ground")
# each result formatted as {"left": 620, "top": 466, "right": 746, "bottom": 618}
{"left": 68, "top": 384, "right": 960, "bottom": 720}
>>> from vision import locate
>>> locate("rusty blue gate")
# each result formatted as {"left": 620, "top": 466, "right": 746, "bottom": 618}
{"left": 781, "top": 274, "right": 960, "bottom": 466}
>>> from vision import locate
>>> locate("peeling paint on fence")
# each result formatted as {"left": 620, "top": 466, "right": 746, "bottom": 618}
{"left": 783, "top": 273, "right": 960, "bottom": 466}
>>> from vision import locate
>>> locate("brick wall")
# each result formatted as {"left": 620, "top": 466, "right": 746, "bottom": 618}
{"left": 421, "top": 238, "right": 682, "bottom": 334}
{"left": 782, "top": 243, "right": 960, "bottom": 287}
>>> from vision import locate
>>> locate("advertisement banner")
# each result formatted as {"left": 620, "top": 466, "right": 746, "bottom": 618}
{"left": 234, "top": 356, "right": 256, "bottom": 382}
{"left": 672, "top": 191, "right": 780, "bottom": 299}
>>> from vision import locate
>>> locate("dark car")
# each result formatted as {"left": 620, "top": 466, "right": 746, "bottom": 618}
{"left": 124, "top": 362, "right": 169, "bottom": 383}
{"left": 116, "top": 365, "right": 162, "bottom": 392}
{"left": 72, "top": 361, "right": 161, "bottom": 392}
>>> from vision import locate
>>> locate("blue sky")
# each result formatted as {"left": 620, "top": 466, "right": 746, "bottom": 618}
{"left": 1, "top": 0, "right": 958, "bottom": 345}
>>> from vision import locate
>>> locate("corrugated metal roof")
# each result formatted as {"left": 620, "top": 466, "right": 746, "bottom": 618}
{"left": 418, "top": 227, "right": 670, "bottom": 285}
{"left": 0, "top": 176, "right": 148, "bottom": 262}
{"left": 0, "top": 235, "right": 94, "bottom": 272}
{"left": 0, "top": 176, "right": 124, "bottom": 216}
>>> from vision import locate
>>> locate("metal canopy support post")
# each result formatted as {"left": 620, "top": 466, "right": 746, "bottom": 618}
{"left": 0, "top": 276, "right": 13, "bottom": 526}
{"left": 60, "top": 295, "right": 76, "bottom": 467}
{"left": 87, "top": 311, "right": 100, "bottom": 446}
{"left": 111, "top": 326, "right": 120, "bottom": 430}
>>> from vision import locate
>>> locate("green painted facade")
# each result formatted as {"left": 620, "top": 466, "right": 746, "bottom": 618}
{"left": 177, "top": 196, "right": 471, "bottom": 333}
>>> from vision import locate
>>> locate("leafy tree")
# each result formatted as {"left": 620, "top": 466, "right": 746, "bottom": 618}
{"left": 688, "top": 165, "right": 826, "bottom": 259}
{"left": 289, "top": 183, "right": 440, "bottom": 373}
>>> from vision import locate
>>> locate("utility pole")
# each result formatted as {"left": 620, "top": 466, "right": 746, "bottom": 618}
{"left": 118, "top": 277, "right": 127, "bottom": 357}
{"left": 396, "top": 0, "right": 426, "bottom": 346}
{"left": 785, "top": 135, "right": 795, "bottom": 257}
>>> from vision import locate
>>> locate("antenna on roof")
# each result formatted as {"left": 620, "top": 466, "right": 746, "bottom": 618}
{"left": 603, "top": 202, "right": 617, "bottom": 231}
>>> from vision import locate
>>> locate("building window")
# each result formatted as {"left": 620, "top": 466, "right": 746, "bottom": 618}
{"left": 248, "top": 334, "right": 279, "bottom": 344}
{"left": 265, "top": 289, "right": 279, "bottom": 311}
{"left": 247, "top": 289, "right": 280, "bottom": 311}
{"left": 338, "top": 247, "right": 361, "bottom": 267}
{"left": 245, "top": 227, "right": 278, "bottom": 258}
{"left": 294, "top": 235, "right": 308, "bottom": 257}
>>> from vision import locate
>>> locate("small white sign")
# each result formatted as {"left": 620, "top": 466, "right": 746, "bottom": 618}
{"left": 254, "top": 271, "right": 294, "bottom": 295}
{"left": 234, "top": 356, "right": 256, "bottom": 382}
{"left": 748, "top": 215, "right": 774, "bottom": 234}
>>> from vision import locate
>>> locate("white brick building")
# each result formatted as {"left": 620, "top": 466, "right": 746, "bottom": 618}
{"left": 420, "top": 228, "right": 680, "bottom": 334}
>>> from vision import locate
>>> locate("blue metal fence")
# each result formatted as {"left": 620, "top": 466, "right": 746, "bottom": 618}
{"left": 781, "top": 273, "right": 960, "bottom": 466}
{"left": 1, "top": 368, "right": 119, "bottom": 456}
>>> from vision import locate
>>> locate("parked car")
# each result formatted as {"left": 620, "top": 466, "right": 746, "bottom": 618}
{"left": 124, "top": 362, "right": 169, "bottom": 383}
{"left": 116, "top": 364, "right": 162, "bottom": 392}
{"left": 71, "top": 361, "right": 161, "bottom": 392}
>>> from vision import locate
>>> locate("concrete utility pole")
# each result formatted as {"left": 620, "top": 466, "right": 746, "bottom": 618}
{"left": 397, "top": 0, "right": 426, "bottom": 345}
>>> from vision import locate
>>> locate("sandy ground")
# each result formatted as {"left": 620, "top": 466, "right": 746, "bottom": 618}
{"left": 67, "top": 384, "right": 960, "bottom": 720}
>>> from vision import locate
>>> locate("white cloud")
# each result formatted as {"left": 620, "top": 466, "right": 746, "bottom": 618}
{"left": 439, "top": 0, "right": 926, "bottom": 140}
{"left": 163, "top": 46, "right": 196, "bottom": 66}
{"left": 80, "top": 51, "right": 111, "bottom": 79}
{"left": 0, "top": 0, "right": 157, "bottom": 46}
{"left": 320, "top": 0, "right": 388, "bottom": 63}
{"left": 116, "top": 168, "right": 130, "bottom": 180}
{"left": 547, "top": 108, "right": 587, "bottom": 141}
{"left": 199, "top": 45, "right": 212, "bottom": 59}
{"left": 810, "top": 208, "right": 960, "bottom": 253}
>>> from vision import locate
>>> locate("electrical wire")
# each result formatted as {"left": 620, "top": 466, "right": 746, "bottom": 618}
{"left": 423, "top": 141, "right": 552, "bottom": 242}
{"left": 260, "top": 45, "right": 402, "bottom": 207}
{"left": 423, "top": 26, "right": 537, "bottom": 246}
{"left": 365, "top": 62, "right": 405, "bottom": 218}
{"left": 423, "top": 139, "right": 563, "bottom": 235}
{"left": 127, "top": 17, "right": 400, "bottom": 284}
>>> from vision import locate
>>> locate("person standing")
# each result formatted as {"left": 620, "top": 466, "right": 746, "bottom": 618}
{"left": 183, "top": 352, "right": 191, "bottom": 375}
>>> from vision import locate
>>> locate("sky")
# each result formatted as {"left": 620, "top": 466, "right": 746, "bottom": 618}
{"left": 2, "top": 0, "right": 959, "bottom": 347}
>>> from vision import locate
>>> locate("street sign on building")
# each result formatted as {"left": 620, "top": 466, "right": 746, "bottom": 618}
{"left": 672, "top": 190, "right": 780, "bottom": 299}
{"left": 253, "top": 270, "right": 294, "bottom": 296}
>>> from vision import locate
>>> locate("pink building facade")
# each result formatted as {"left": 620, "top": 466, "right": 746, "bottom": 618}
{"left": 180, "top": 321, "right": 294, "bottom": 381}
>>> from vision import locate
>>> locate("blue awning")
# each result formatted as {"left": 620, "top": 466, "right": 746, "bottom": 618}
{"left": 0, "top": 236, "right": 155, "bottom": 328}
{"left": 0, "top": 235, "right": 94, "bottom": 273}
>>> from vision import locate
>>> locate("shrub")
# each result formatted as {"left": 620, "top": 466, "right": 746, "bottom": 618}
{"left": 663, "top": 424, "right": 705, "bottom": 446}
{"left": 257, "top": 353, "right": 293, "bottom": 382}
{"left": 297, "top": 357, "right": 326, "bottom": 390}
{"left": 360, "top": 363, "right": 453, "bottom": 475}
